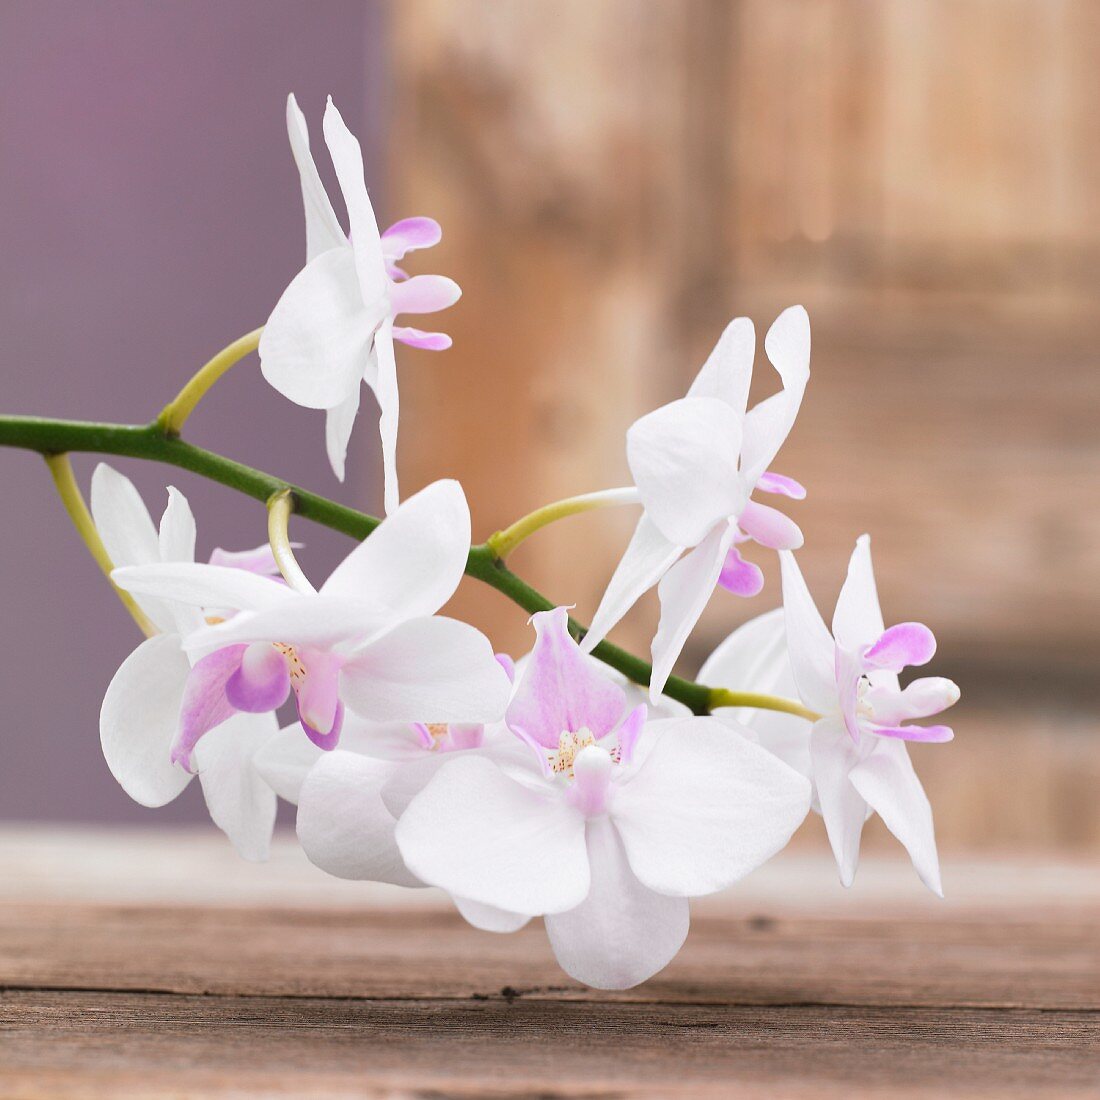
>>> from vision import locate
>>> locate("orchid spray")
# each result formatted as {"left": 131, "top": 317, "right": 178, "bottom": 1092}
{"left": 0, "top": 94, "right": 958, "bottom": 990}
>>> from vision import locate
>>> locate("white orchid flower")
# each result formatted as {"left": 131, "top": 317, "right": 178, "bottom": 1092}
{"left": 93, "top": 463, "right": 289, "bottom": 860}
{"left": 582, "top": 306, "right": 811, "bottom": 700}
{"left": 260, "top": 94, "right": 461, "bottom": 503}
{"left": 112, "top": 479, "right": 512, "bottom": 771}
{"left": 393, "top": 608, "right": 811, "bottom": 990}
{"left": 764, "top": 537, "right": 960, "bottom": 895}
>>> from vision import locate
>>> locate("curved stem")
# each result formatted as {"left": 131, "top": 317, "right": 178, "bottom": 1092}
{"left": 267, "top": 489, "right": 318, "bottom": 595}
{"left": 487, "top": 487, "right": 641, "bottom": 560}
{"left": 3, "top": 414, "right": 811, "bottom": 720}
{"left": 43, "top": 453, "right": 157, "bottom": 637}
{"left": 156, "top": 327, "right": 264, "bottom": 436}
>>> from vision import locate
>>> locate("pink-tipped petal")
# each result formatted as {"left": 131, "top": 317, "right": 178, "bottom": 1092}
{"left": 863, "top": 622, "right": 937, "bottom": 673}
{"left": 864, "top": 677, "right": 960, "bottom": 724}
{"left": 224, "top": 643, "right": 291, "bottom": 713}
{"left": 756, "top": 471, "right": 807, "bottom": 500}
{"left": 208, "top": 544, "right": 287, "bottom": 576}
{"left": 868, "top": 723, "right": 954, "bottom": 744}
{"left": 738, "top": 500, "right": 804, "bottom": 551}
{"left": 299, "top": 700, "right": 345, "bottom": 751}
{"left": 392, "top": 325, "right": 452, "bottom": 351}
{"left": 507, "top": 607, "right": 627, "bottom": 749}
{"left": 291, "top": 646, "right": 344, "bottom": 743}
{"left": 718, "top": 545, "right": 765, "bottom": 597}
{"left": 173, "top": 645, "right": 247, "bottom": 771}
{"left": 381, "top": 216, "right": 442, "bottom": 258}
{"left": 615, "top": 704, "right": 647, "bottom": 765}
{"left": 389, "top": 274, "right": 461, "bottom": 316}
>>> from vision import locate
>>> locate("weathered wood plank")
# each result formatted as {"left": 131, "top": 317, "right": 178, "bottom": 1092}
{"left": 1, "top": 992, "right": 1096, "bottom": 1099}
{"left": 0, "top": 903, "right": 1096, "bottom": 1012}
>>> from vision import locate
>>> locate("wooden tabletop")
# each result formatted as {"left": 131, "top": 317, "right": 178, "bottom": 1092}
{"left": 0, "top": 827, "right": 1096, "bottom": 1098}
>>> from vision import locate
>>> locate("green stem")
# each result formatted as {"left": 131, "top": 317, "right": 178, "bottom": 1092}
{"left": 0, "top": 413, "right": 811, "bottom": 720}
{"left": 156, "top": 327, "right": 264, "bottom": 436}
{"left": 486, "top": 487, "right": 640, "bottom": 560}
{"left": 266, "top": 489, "right": 317, "bottom": 595}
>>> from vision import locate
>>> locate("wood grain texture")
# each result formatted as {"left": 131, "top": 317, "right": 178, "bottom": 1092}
{"left": 0, "top": 830, "right": 1096, "bottom": 1097}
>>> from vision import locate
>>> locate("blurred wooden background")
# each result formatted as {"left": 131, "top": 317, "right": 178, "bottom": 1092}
{"left": 389, "top": 0, "right": 1100, "bottom": 853}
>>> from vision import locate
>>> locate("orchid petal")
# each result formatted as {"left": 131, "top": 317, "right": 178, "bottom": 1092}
{"left": 832, "top": 534, "right": 886, "bottom": 652}
{"left": 392, "top": 325, "right": 452, "bottom": 351}
{"left": 324, "top": 384, "right": 361, "bottom": 484}
{"left": 297, "top": 751, "right": 421, "bottom": 887}
{"left": 614, "top": 716, "right": 810, "bottom": 896}
{"left": 778, "top": 551, "right": 837, "bottom": 715}
{"left": 740, "top": 305, "right": 810, "bottom": 486}
{"left": 342, "top": 616, "right": 512, "bottom": 724}
{"left": 650, "top": 521, "right": 739, "bottom": 701}
{"left": 112, "top": 562, "right": 292, "bottom": 616}
{"left": 615, "top": 704, "right": 647, "bottom": 765}
{"left": 373, "top": 320, "right": 400, "bottom": 515}
{"left": 260, "top": 246, "right": 378, "bottom": 410}
{"left": 628, "top": 396, "right": 745, "bottom": 547}
{"left": 581, "top": 515, "right": 682, "bottom": 655}
{"left": 389, "top": 274, "right": 461, "bottom": 316}
{"left": 738, "top": 500, "right": 804, "bottom": 551}
{"left": 756, "top": 471, "right": 807, "bottom": 500}
{"left": 381, "top": 216, "right": 442, "bottom": 259}
{"left": 869, "top": 723, "right": 954, "bottom": 744}
{"left": 545, "top": 817, "right": 689, "bottom": 990}
{"left": 173, "top": 645, "right": 246, "bottom": 771}
{"left": 849, "top": 739, "right": 943, "bottom": 896}
{"left": 285, "top": 94, "right": 346, "bottom": 261}
{"left": 224, "top": 643, "right": 290, "bottom": 713}
{"left": 159, "top": 489, "right": 205, "bottom": 638}
{"left": 864, "top": 622, "right": 937, "bottom": 673}
{"left": 291, "top": 646, "right": 344, "bottom": 744}
{"left": 717, "top": 544, "right": 764, "bottom": 597}
{"left": 193, "top": 712, "right": 280, "bottom": 863}
{"left": 864, "top": 677, "right": 961, "bottom": 724}
{"left": 686, "top": 317, "right": 755, "bottom": 415}
{"left": 90, "top": 463, "right": 176, "bottom": 634}
{"left": 100, "top": 634, "right": 192, "bottom": 807}
{"left": 321, "top": 97, "right": 387, "bottom": 304}
{"left": 395, "top": 755, "right": 589, "bottom": 914}
{"left": 453, "top": 897, "right": 531, "bottom": 933}
{"left": 507, "top": 607, "right": 626, "bottom": 749}
{"left": 811, "top": 718, "right": 870, "bottom": 887}
{"left": 207, "top": 544, "right": 284, "bottom": 576}
{"left": 321, "top": 478, "right": 470, "bottom": 618}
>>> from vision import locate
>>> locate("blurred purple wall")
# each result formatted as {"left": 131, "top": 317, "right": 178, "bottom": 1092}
{"left": 0, "top": 1, "right": 387, "bottom": 821}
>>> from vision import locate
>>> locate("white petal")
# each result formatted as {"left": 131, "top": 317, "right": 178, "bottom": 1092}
{"left": 453, "top": 897, "right": 531, "bottom": 933}
{"left": 90, "top": 463, "right": 176, "bottom": 633}
{"left": 686, "top": 317, "right": 755, "bottom": 415}
{"left": 324, "top": 385, "right": 361, "bottom": 484}
{"left": 260, "top": 247, "right": 377, "bottom": 411}
{"left": 581, "top": 515, "right": 682, "bottom": 654}
{"left": 778, "top": 551, "right": 837, "bottom": 714}
{"left": 811, "top": 718, "right": 870, "bottom": 887}
{"left": 628, "top": 397, "right": 746, "bottom": 547}
{"left": 613, "top": 716, "right": 810, "bottom": 896}
{"left": 159, "top": 488, "right": 204, "bottom": 636}
{"left": 112, "top": 562, "right": 292, "bottom": 615}
{"left": 341, "top": 616, "right": 511, "bottom": 724}
{"left": 395, "top": 755, "right": 589, "bottom": 915}
{"left": 832, "top": 534, "right": 885, "bottom": 652}
{"left": 322, "top": 98, "right": 387, "bottom": 304}
{"left": 193, "top": 712, "right": 280, "bottom": 862}
{"left": 372, "top": 320, "right": 400, "bottom": 515}
{"left": 297, "top": 750, "right": 421, "bottom": 887}
{"left": 321, "top": 478, "right": 469, "bottom": 619}
{"left": 253, "top": 717, "right": 390, "bottom": 803}
{"left": 99, "top": 634, "right": 192, "bottom": 808}
{"left": 545, "top": 817, "right": 689, "bottom": 990}
{"left": 286, "top": 93, "right": 346, "bottom": 262}
{"left": 850, "top": 739, "right": 943, "bottom": 896}
{"left": 700, "top": 607, "right": 811, "bottom": 775}
{"left": 649, "top": 521, "right": 738, "bottom": 701}
{"left": 740, "top": 305, "right": 810, "bottom": 486}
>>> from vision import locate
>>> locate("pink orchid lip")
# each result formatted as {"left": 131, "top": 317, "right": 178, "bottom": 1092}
{"left": 300, "top": 701, "right": 344, "bottom": 751}
{"left": 718, "top": 545, "right": 765, "bottom": 597}
{"left": 863, "top": 622, "right": 937, "bottom": 672}
{"left": 756, "top": 471, "right": 807, "bottom": 500}
{"left": 224, "top": 643, "right": 291, "bottom": 713}
{"left": 869, "top": 722, "right": 954, "bottom": 744}
{"left": 392, "top": 325, "right": 452, "bottom": 351}
{"left": 738, "top": 499, "right": 804, "bottom": 551}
